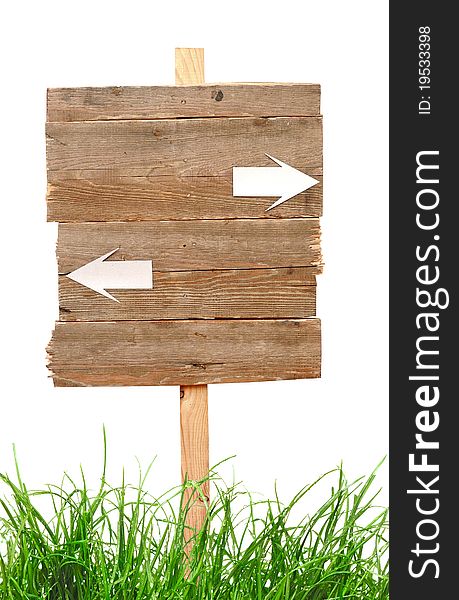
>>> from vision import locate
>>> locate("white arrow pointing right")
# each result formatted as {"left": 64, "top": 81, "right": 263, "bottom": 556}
{"left": 232, "top": 154, "right": 320, "bottom": 211}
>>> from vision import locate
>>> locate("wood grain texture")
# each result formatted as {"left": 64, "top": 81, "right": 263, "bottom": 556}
{"left": 47, "top": 318, "right": 321, "bottom": 386}
{"left": 176, "top": 47, "right": 209, "bottom": 547}
{"left": 57, "top": 220, "right": 322, "bottom": 275}
{"left": 58, "top": 267, "right": 316, "bottom": 321}
{"left": 46, "top": 117, "right": 323, "bottom": 176}
{"left": 46, "top": 84, "right": 321, "bottom": 122}
{"left": 180, "top": 384, "right": 209, "bottom": 544}
{"left": 175, "top": 48, "right": 205, "bottom": 85}
{"left": 47, "top": 171, "right": 323, "bottom": 222}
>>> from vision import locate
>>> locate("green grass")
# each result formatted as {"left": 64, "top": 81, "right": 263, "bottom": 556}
{"left": 0, "top": 436, "right": 388, "bottom": 599}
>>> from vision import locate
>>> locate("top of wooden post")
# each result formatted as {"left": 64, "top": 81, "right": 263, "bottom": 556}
{"left": 175, "top": 48, "right": 205, "bottom": 85}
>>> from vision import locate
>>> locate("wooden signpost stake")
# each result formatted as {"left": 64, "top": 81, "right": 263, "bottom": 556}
{"left": 46, "top": 48, "right": 323, "bottom": 548}
{"left": 176, "top": 48, "right": 209, "bottom": 541}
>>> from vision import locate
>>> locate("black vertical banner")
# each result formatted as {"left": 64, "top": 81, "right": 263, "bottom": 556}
{"left": 390, "top": 4, "right": 455, "bottom": 598}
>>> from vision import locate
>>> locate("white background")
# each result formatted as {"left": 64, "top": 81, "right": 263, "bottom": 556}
{"left": 0, "top": 1, "right": 388, "bottom": 507}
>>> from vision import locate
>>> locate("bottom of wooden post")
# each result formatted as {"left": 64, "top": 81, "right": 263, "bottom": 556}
{"left": 180, "top": 384, "right": 209, "bottom": 546}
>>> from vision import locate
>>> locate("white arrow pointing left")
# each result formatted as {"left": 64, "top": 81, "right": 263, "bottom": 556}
{"left": 66, "top": 248, "right": 153, "bottom": 303}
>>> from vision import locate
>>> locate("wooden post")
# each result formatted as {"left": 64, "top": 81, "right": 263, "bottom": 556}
{"left": 180, "top": 384, "right": 209, "bottom": 541}
{"left": 176, "top": 48, "right": 210, "bottom": 543}
{"left": 175, "top": 48, "right": 205, "bottom": 86}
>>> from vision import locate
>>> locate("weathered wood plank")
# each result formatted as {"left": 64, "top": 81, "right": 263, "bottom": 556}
{"left": 47, "top": 318, "right": 321, "bottom": 386}
{"left": 47, "top": 171, "right": 323, "bottom": 221}
{"left": 57, "top": 219, "right": 322, "bottom": 274}
{"left": 46, "top": 117, "right": 323, "bottom": 176}
{"left": 47, "top": 84, "right": 321, "bottom": 122}
{"left": 59, "top": 267, "right": 316, "bottom": 321}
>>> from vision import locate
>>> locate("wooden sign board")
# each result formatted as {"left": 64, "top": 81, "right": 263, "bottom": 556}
{"left": 46, "top": 83, "right": 323, "bottom": 386}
